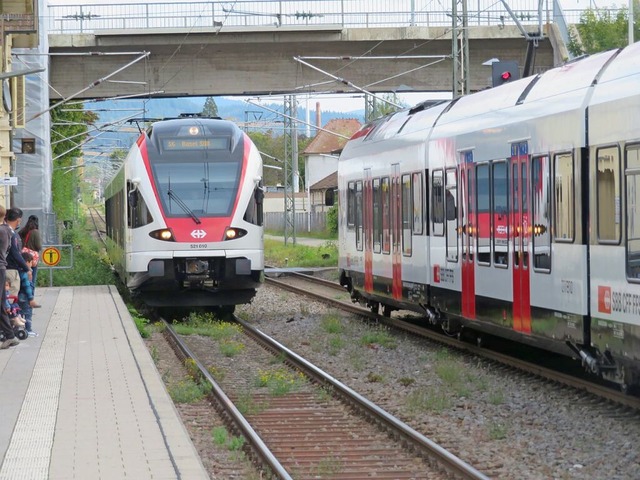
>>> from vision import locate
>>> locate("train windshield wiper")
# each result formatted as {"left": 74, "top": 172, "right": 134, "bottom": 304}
{"left": 167, "top": 188, "right": 201, "bottom": 224}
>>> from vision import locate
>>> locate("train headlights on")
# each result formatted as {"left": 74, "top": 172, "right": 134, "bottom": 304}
{"left": 224, "top": 227, "right": 247, "bottom": 240}
{"left": 533, "top": 224, "right": 547, "bottom": 236}
{"left": 149, "top": 228, "right": 175, "bottom": 241}
{"left": 186, "top": 259, "right": 208, "bottom": 275}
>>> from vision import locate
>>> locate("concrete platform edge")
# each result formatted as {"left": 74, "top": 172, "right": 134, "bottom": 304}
{"left": 108, "top": 285, "right": 210, "bottom": 479}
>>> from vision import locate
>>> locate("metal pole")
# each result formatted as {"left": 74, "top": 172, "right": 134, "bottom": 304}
{"left": 629, "top": 0, "right": 635, "bottom": 45}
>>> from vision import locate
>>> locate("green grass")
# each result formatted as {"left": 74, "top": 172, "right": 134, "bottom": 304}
{"left": 41, "top": 220, "right": 116, "bottom": 288}
{"left": 265, "top": 229, "right": 337, "bottom": 240}
{"left": 264, "top": 239, "right": 337, "bottom": 268}
{"left": 168, "top": 379, "right": 212, "bottom": 403}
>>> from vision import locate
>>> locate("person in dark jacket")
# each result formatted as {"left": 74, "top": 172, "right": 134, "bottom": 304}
{"left": 0, "top": 205, "right": 19, "bottom": 349}
{"left": 5, "top": 208, "right": 31, "bottom": 298}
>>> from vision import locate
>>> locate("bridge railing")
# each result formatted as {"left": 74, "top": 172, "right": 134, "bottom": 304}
{"left": 46, "top": 0, "right": 600, "bottom": 34}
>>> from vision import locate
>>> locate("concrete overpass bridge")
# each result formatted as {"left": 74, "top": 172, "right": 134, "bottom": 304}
{"left": 44, "top": 0, "right": 574, "bottom": 101}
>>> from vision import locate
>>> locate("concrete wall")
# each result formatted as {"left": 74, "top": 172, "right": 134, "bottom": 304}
{"left": 47, "top": 25, "right": 557, "bottom": 99}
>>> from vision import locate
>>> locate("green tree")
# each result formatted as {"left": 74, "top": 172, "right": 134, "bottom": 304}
{"left": 201, "top": 97, "right": 219, "bottom": 117}
{"left": 568, "top": 6, "right": 639, "bottom": 56}
{"left": 51, "top": 106, "right": 98, "bottom": 222}
{"left": 369, "top": 93, "right": 407, "bottom": 121}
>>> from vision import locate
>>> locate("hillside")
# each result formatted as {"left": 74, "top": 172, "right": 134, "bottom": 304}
{"left": 85, "top": 96, "right": 365, "bottom": 150}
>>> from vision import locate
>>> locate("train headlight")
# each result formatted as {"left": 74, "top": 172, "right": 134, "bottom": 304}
{"left": 224, "top": 227, "right": 247, "bottom": 240}
{"left": 149, "top": 228, "right": 175, "bottom": 241}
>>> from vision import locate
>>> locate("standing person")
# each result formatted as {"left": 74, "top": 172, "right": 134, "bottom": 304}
{"left": 0, "top": 206, "right": 19, "bottom": 349}
{"left": 18, "top": 251, "right": 37, "bottom": 337}
{"left": 19, "top": 215, "right": 42, "bottom": 305}
{"left": 5, "top": 208, "right": 32, "bottom": 299}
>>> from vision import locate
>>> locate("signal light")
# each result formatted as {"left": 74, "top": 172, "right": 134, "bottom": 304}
{"left": 491, "top": 61, "right": 520, "bottom": 87}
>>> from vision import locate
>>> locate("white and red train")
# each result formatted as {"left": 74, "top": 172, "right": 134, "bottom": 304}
{"left": 338, "top": 43, "right": 640, "bottom": 391}
{"left": 104, "top": 115, "right": 264, "bottom": 310}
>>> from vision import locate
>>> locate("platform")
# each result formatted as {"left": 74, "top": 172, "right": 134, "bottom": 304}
{"left": 0, "top": 285, "right": 209, "bottom": 480}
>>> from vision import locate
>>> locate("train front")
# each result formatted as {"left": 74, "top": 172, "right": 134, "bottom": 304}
{"left": 126, "top": 117, "right": 264, "bottom": 308}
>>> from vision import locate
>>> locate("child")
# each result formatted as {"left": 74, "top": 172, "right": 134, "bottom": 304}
{"left": 4, "top": 280, "right": 25, "bottom": 329}
{"left": 18, "top": 252, "right": 37, "bottom": 337}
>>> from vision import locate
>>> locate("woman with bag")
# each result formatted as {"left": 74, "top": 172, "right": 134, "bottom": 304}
{"left": 19, "top": 215, "right": 42, "bottom": 306}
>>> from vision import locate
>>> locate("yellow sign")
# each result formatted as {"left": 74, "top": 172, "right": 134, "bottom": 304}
{"left": 42, "top": 247, "right": 61, "bottom": 266}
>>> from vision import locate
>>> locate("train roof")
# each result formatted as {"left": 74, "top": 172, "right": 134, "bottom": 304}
{"left": 341, "top": 43, "right": 634, "bottom": 161}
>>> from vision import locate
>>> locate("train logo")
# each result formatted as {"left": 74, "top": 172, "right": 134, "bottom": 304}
{"left": 598, "top": 286, "right": 612, "bottom": 314}
{"left": 191, "top": 229, "right": 207, "bottom": 239}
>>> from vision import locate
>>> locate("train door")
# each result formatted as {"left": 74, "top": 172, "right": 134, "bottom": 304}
{"left": 511, "top": 142, "right": 532, "bottom": 333}
{"left": 364, "top": 169, "right": 374, "bottom": 292}
{"left": 461, "top": 152, "right": 476, "bottom": 319}
{"left": 391, "top": 164, "right": 402, "bottom": 300}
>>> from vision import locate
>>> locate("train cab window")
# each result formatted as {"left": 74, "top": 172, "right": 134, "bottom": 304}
{"left": 532, "top": 156, "right": 551, "bottom": 271}
{"left": 596, "top": 146, "right": 621, "bottom": 244}
{"left": 356, "top": 181, "right": 363, "bottom": 251}
{"left": 492, "top": 162, "right": 509, "bottom": 267}
{"left": 432, "top": 170, "right": 444, "bottom": 236}
{"left": 382, "top": 177, "right": 391, "bottom": 254}
{"left": 412, "top": 172, "right": 424, "bottom": 235}
{"left": 625, "top": 145, "right": 640, "bottom": 281}
{"left": 476, "top": 164, "right": 491, "bottom": 265}
{"left": 402, "top": 174, "right": 412, "bottom": 256}
{"left": 445, "top": 168, "right": 458, "bottom": 262}
{"left": 373, "top": 178, "right": 382, "bottom": 253}
{"left": 553, "top": 153, "right": 574, "bottom": 242}
{"left": 347, "top": 181, "right": 356, "bottom": 228}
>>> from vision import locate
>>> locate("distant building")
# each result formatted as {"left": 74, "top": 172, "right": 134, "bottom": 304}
{"left": 309, "top": 171, "right": 337, "bottom": 213}
{"left": 302, "top": 118, "right": 361, "bottom": 213}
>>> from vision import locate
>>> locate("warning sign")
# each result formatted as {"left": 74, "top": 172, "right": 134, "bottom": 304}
{"left": 42, "top": 247, "right": 61, "bottom": 266}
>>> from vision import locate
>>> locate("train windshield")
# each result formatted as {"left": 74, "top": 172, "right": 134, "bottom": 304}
{"left": 152, "top": 160, "right": 240, "bottom": 217}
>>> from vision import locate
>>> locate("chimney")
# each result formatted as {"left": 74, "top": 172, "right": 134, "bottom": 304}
{"left": 316, "top": 102, "right": 321, "bottom": 130}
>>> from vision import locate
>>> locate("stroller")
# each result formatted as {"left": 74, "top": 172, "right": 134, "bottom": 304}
{"left": 0, "top": 294, "right": 28, "bottom": 341}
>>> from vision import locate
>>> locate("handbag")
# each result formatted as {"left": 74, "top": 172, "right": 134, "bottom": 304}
{"left": 22, "top": 231, "right": 39, "bottom": 265}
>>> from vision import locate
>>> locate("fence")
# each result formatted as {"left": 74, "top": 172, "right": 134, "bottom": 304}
{"left": 265, "top": 211, "right": 327, "bottom": 233}
{"left": 47, "top": 0, "right": 599, "bottom": 34}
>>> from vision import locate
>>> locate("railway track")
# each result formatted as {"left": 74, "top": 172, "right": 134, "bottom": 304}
{"left": 161, "top": 316, "right": 491, "bottom": 480}
{"left": 266, "top": 270, "right": 640, "bottom": 411}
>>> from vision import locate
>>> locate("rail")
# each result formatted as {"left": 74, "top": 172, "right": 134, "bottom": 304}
{"left": 47, "top": 0, "right": 605, "bottom": 34}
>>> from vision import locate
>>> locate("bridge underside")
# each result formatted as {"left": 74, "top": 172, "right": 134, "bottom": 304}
{"left": 47, "top": 25, "right": 559, "bottom": 100}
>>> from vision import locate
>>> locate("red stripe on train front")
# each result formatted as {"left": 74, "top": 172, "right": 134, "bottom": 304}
{"left": 140, "top": 134, "right": 251, "bottom": 243}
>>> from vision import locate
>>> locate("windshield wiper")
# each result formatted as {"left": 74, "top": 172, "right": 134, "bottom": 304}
{"left": 167, "top": 188, "right": 201, "bottom": 224}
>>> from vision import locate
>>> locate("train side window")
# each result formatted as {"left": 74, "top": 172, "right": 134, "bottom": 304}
{"left": 412, "top": 172, "right": 423, "bottom": 235}
{"left": 532, "top": 156, "right": 551, "bottom": 271}
{"left": 347, "top": 181, "right": 355, "bottom": 229}
{"left": 127, "top": 181, "right": 153, "bottom": 229}
{"left": 476, "top": 164, "right": 491, "bottom": 265}
{"left": 356, "top": 181, "right": 363, "bottom": 251}
{"left": 553, "top": 152, "right": 574, "bottom": 242}
{"left": 625, "top": 145, "right": 640, "bottom": 281}
{"left": 445, "top": 168, "right": 458, "bottom": 262}
{"left": 432, "top": 170, "right": 444, "bottom": 236}
{"left": 382, "top": 177, "right": 391, "bottom": 254}
{"left": 597, "top": 146, "right": 621, "bottom": 244}
{"left": 492, "top": 162, "right": 509, "bottom": 267}
{"left": 373, "top": 178, "right": 382, "bottom": 253}
{"left": 402, "top": 174, "right": 412, "bottom": 256}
